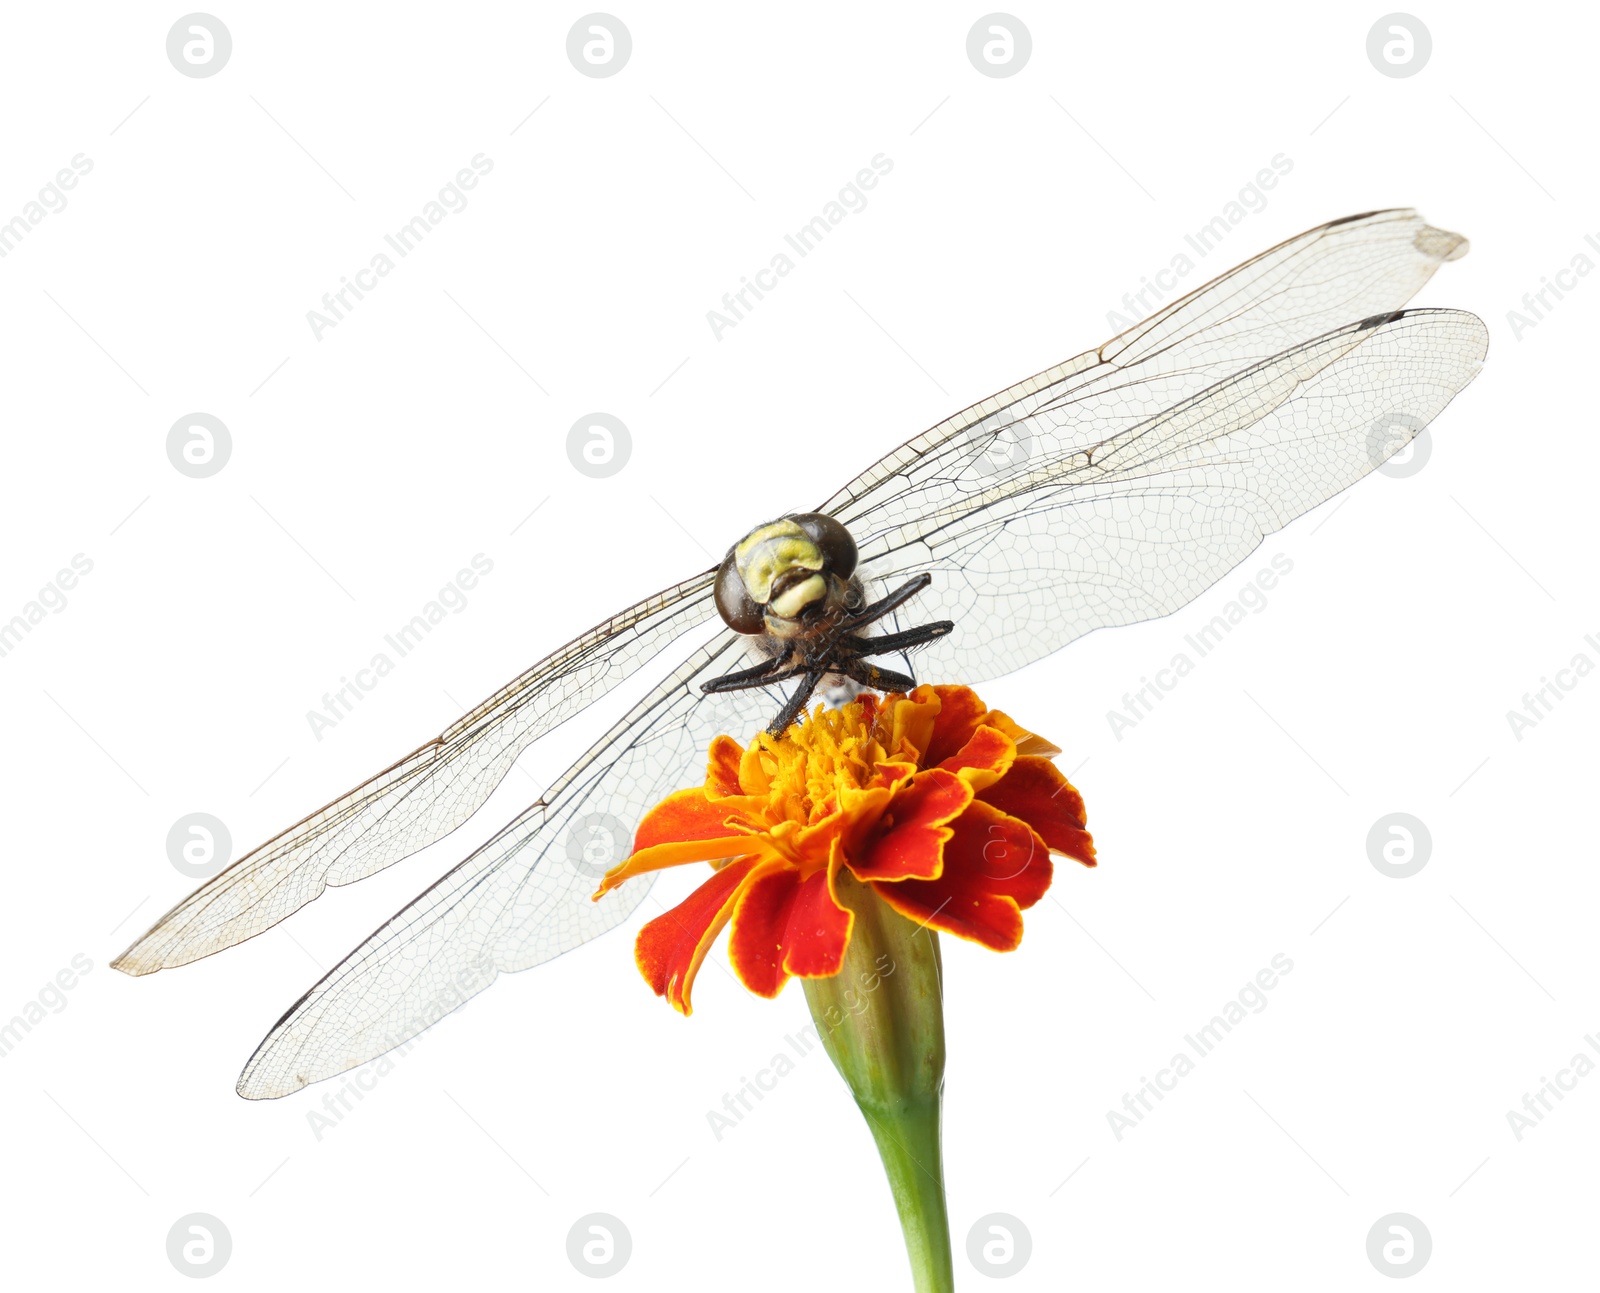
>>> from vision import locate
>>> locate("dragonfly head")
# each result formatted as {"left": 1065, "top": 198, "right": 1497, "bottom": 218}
{"left": 716, "top": 513, "right": 858, "bottom": 638}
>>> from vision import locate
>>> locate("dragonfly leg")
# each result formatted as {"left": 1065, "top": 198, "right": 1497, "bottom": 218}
{"left": 840, "top": 620, "right": 954, "bottom": 657}
{"left": 843, "top": 572, "right": 933, "bottom": 630}
{"left": 767, "top": 668, "right": 828, "bottom": 735}
{"left": 839, "top": 656, "right": 919, "bottom": 693}
{"left": 702, "top": 651, "right": 801, "bottom": 694}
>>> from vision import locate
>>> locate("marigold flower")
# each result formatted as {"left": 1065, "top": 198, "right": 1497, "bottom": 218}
{"left": 593, "top": 684, "right": 1094, "bottom": 1013}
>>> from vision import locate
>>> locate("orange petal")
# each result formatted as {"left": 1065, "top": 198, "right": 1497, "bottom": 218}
{"left": 871, "top": 800, "right": 1052, "bottom": 951}
{"left": 882, "top": 686, "right": 940, "bottom": 763}
{"left": 936, "top": 723, "right": 1016, "bottom": 792}
{"left": 984, "top": 708, "right": 1061, "bottom": 758}
{"left": 706, "top": 735, "right": 746, "bottom": 798}
{"left": 979, "top": 756, "right": 1096, "bottom": 867}
{"left": 838, "top": 780, "right": 892, "bottom": 821}
{"left": 635, "top": 786, "right": 748, "bottom": 851}
{"left": 738, "top": 739, "right": 774, "bottom": 795}
{"left": 836, "top": 783, "right": 892, "bottom": 862}
{"left": 793, "top": 810, "right": 849, "bottom": 871}
{"left": 635, "top": 856, "right": 764, "bottom": 1014}
{"left": 849, "top": 767, "right": 971, "bottom": 882}
{"left": 593, "top": 834, "right": 759, "bottom": 898}
{"left": 727, "top": 859, "right": 853, "bottom": 996}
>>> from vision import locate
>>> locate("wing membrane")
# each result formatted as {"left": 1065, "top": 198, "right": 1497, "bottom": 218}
{"left": 859, "top": 308, "right": 1487, "bottom": 680}
{"left": 825, "top": 208, "right": 1466, "bottom": 529}
{"left": 236, "top": 631, "right": 774, "bottom": 1097}
{"left": 113, "top": 570, "right": 720, "bottom": 974}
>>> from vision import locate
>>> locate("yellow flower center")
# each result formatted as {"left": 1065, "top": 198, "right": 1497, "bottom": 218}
{"left": 752, "top": 701, "right": 888, "bottom": 828}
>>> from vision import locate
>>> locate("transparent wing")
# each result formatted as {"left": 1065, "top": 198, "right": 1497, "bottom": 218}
{"left": 852, "top": 307, "right": 1487, "bottom": 682}
{"left": 825, "top": 208, "right": 1467, "bottom": 530}
{"left": 821, "top": 209, "right": 1484, "bottom": 676}
{"left": 237, "top": 632, "right": 774, "bottom": 1098}
{"left": 113, "top": 570, "right": 721, "bottom": 974}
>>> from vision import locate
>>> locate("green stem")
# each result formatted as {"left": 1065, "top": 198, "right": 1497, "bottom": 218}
{"left": 856, "top": 1091, "right": 950, "bottom": 1293}
{"left": 803, "top": 872, "right": 952, "bottom": 1293}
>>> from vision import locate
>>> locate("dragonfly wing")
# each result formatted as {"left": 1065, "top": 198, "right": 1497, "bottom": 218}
{"left": 235, "top": 630, "right": 774, "bottom": 1098}
{"left": 858, "top": 307, "right": 1488, "bottom": 681}
{"left": 114, "top": 570, "right": 720, "bottom": 975}
{"left": 825, "top": 209, "right": 1467, "bottom": 532}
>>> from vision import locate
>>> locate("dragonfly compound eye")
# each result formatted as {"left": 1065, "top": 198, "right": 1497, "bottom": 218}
{"left": 714, "top": 548, "right": 766, "bottom": 634}
{"left": 788, "top": 513, "right": 857, "bottom": 582}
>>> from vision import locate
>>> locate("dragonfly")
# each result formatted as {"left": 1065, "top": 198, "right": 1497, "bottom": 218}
{"left": 115, "top": 210, "right": 1487, "bottom": 1099}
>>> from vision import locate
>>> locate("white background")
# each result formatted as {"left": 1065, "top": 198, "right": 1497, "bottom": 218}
{"left": 1, "top": 2, "right": 1594, "bottom": 1288}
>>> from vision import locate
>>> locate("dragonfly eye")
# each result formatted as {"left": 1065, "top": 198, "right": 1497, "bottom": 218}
{"left": 789, "top": 513, "right": 857, "bottom": 581}
{"left": 715, "top": 549, "right": 766, "bottom": 634}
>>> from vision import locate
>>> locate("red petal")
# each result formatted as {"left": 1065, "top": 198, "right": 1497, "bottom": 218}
{"left": 872, "top": 801, "right": 1052, "bottom": 951}
{"left": 979, "top": 757, "right": 1096, "bottom": 867}
{"left": 868, "top": 758, "right": 919, "bottom": 792}
{"left": 727, "top": 866, "right": 802, "bottom": 997}
{"left": 728, "top": 862, "right": 852, "bottom": 996}
{"left": 783, "top": 861, "right": 854, "bottom": 978}
{"left": 850, "top": 768, "right": 971, "bottom": 882}
{"left": 635, "top": 856, "right": 763, "bottom": 1014}
{"left": 924, "top": 686, "right": 989, "bottom": 766}
{"left": 937, "top": 724, "right": 1015, "bottom": 791}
